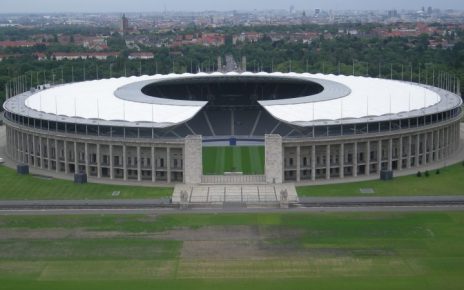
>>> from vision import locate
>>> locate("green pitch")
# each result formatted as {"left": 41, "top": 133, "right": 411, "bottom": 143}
{"left": 202, "top": 146, "right": 264, "bottom": 175}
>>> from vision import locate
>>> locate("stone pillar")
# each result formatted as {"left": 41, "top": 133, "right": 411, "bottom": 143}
{"left": 443, "top": 127, "right": 449, "bottom": 158}
{"left": 325, "top": 144, "right": 330, "bottom": 180}
{"left": 365, "top": 141, "right": 370, "bottom": 175}
{"left": 422, "top": 133, "right": 428, "bottom": 165}
{"left": 265, "top": 134, "right": 283, "bottom": 184}
{"left": 184, "top": 136, "right": 203, "bottom": 184}
{"left": 55, "top": 139, "right": 59, "bottom": 172}
{"left": 22, "top": 133, "right": 26, "bottom": 164}
{"left": 377, "top": 140, "right": 382, "bottom": 172}
{"left": 109, "top": 144, "right": 114, "bottom": 179}
{"left": 441, "top": 128, "right": 445, "bottom": 159}
{"left": 311, "top": 145, "right": 316, "bottom": 181}
{"left": 74, "top": 142, "right": 78, "bottom": 174}
{"left": 388, "top": 138, "right": 393, "bottom": 171}
{"left": 85, "top": 143, "right": 89, "bottom": 175}
{"left": 399, "top": 137, "right": 403, "bottom": 171}
{"left": 64, "top": 141, "right": 69, "bottom": 174}
{"left": 415, "top": 134, "right": 421, "bottom": 167}
{"left": 430, "top": 131, "right": 434, "bottom": 162}
{"left": 39, "top": 137, "right": 44, "bottom": 169}
{"left": 407, "top": 135, "right": 412, "bottom": 168}
{"left": 123, "top": 145, "right": 127, "bottom": 181}
{"left": 151, "top": 146, "right": 156, "bottom": 183}
{"left": 17, "top": 131, "right": 21, "bottom": 162}
{"left": 455, "top": 123, "right": 458, "bottom": 151}
{"left": 166, "top": 147, "right": 171, "bottom": 183}
{"left": 137, "top": 146, "right": 142, "bottom": 182}
{"left": 340, "top": 143, "right": 345, "bottom": 178}
{"left": 296, "top": 146, "right": 301, "bottom": 182}
{"left": 436, "top": 129, "right": 441, "bottom": 160}
{"left": 46, "top": 138, "right": 51, "bottom": 169}
{"left": 353, "top": 142, "right": 358, "bottom": 177}
{"left": 97, "top": 144, "right": 101, "bottom": 178}
{"left": 15, "top": 131, "right": 19, "bottom": 161}
{"left": 31, "top": 135, "right": 36, "bottom": 167}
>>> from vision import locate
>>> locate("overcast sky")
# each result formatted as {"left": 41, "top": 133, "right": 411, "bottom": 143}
{"left": 1, "top": 0, "right": 463, "bottom": 13}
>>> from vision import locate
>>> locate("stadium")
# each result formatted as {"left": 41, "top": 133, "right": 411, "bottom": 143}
{"left": 2, "top": 72, "right": 462, "bottom": 196}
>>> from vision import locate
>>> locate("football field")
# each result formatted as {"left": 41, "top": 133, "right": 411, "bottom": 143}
{"left": 202, "top": 146, "right": 264, "bottom": 175}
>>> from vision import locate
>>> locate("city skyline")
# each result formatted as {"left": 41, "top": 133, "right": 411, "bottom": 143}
{"left": 0, "top": 0, "right": 463, "bottom": 13}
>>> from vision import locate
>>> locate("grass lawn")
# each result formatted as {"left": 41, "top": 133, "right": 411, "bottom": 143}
{"left": 1, "top": 211, "right": 464, "bottom": 289}
{"left": 0, "top": 165, "right": 172, "bottom": 200}
{"left": 202, "top": 146, "right": 264, "bottom": 175}
{"left": 298, "top": 162, "right": 464, "bottom": 197}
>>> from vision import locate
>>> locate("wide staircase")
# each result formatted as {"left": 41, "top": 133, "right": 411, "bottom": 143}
{"left": 172, "top": 183, "right": 298, "bottom": 207}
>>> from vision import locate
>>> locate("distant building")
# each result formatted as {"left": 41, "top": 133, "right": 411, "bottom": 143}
{"left": 53, "top": 52, "right": 119, "bottom": 61}
{"left": 128, "top": 52, "right": 154, "bottom": 60}
{"left": 121, "top": 14, "right": 129, "bottom": 37}
{"left": 34, "top": 53, "right": 47, "bottom": 61}
{"left": 0, "top": 41, "right": 38, "bottom": 48}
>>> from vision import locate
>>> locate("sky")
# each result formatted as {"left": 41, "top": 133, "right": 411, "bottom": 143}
{"left": 1, "top": 0, "right": 463, "bottom": 13}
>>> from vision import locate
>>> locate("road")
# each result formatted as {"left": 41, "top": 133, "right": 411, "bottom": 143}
{"left": 1, "top": 196, "right": 464, "bottom": 215}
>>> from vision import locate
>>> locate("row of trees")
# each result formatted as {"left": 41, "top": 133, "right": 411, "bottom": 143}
{"left": 1, "top": 34, "right": 464, "bottom": 106}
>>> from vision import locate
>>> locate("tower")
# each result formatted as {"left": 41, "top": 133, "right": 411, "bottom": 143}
{"left": 121, "top": 14, "right": 129, "bottom": 37}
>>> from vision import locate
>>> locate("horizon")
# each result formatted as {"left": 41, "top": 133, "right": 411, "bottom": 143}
{"left": 0, "top": 0, "right": 463, "bottom": 14}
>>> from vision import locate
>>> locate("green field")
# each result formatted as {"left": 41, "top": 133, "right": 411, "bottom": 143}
{"left": 298, "top": 163, "right": 464, "bottom": 197}
{"left": 0, "top": 165, "right": 172, "bottom": 200}
{"left": 1, "top": 211, "right": 464, "bottom": 290}
{"left": 202, "top": 146, "right": 264, "bottom": 175}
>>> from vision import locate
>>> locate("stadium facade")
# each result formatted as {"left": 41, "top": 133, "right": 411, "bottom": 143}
{"left": 3, "top": 72, "right": 463, "bottom": 185}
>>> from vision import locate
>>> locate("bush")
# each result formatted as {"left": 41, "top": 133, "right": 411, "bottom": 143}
{"left": 417, "top": 171, "right": 422, "bottom": 177}
{"left": 436, "top": 169, "right": 440, "bottom": 175}
{"left": 425, "top": 171, "right": 430, "bottom": 177}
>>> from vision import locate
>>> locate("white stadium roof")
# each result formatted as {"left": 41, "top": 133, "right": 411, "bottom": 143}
{"left": 6, "top": 72, "right": 462, "bottom": 128}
